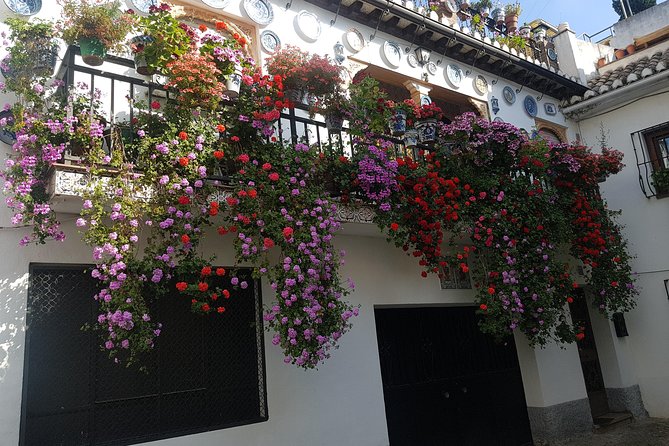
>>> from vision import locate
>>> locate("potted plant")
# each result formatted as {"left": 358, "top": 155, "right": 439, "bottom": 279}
{"left": 492, "top": 6, "right": 505, "bottom": 25}
{"left": 614, "top": 48, "right": 626, "bottom": 60}
{"left": 59, "top": 0, "right": 133, "bottom": 66}
{"left": 389, "top": 99, "right": 417, "bottom": 136}
{"left": 303, "top": 53, "right": 343, "bottom": 104}
{"left": 651, "top": 169, "right": 669, "bottom": 194}
{"left": 266, "top": 45, "right": 311, "bottom": 104}
{"left": 3, "top": 18, "right": 59, "bottom": 97}
{"left": 504, "top": 2, "right": 521, "bottom": 33}
{"left": 473, "top": 0, "right": 493, "bottom": 17}
{"left": 348, "top": 75, "right": 392, "bottom": 136}
{"left": 130, "top": 3, "right": 194, "bottom": 74}
{"left": 519, "top": 23, "right": 532, "bottom": 38}
{"left": 414, "top": 102, "right": 444, "bottom": 143}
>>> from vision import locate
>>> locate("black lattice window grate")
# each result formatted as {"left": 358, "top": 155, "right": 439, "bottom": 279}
{"left": 20, "top": 264, "right": 267, "bottom": 446}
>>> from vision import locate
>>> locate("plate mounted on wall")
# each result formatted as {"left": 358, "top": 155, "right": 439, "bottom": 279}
{"left": 295, "top": 10, "right": 321, "bottom": 42}
{"left": 3, "top": 0, "right": 41, "bottom": 15}
{"left": 243, "top": 0, "right": 274, "bottom": 26}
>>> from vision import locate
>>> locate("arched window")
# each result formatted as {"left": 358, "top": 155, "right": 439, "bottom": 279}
{"left": 538, "top": 128, "right": 562, "bottom": 144}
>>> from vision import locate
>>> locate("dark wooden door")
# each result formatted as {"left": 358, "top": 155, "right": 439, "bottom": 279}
{"left": 374, "top": 306, "right": 533, "bottom": 446}
{"left": 569, "top": 289, "right": 610, "bottom": 418}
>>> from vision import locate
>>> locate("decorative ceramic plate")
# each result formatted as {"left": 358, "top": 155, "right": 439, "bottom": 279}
{"left": 131, "top": 0, "right": 157, "bottom": 13}
{"left": 547, "top": 47, "right": 558, "bottom": 61}
{"left": 502, "top": 86, "right": 516, "bottom": 104}
{"left": 474, "top": 75, "right": 488, "bottom": 95}
{"left": 0, "top": 110, "right": 16, "bottom": 145}
{"left": 243, "top": 0, "right": 274, "bottom": 25}
{"left": 295, "top": 10, "right": 321, "bottom": 41}
{"left": 3, "top": 0, "right": 41, "bottom": 15}
{"left": 382, "top": 41, "right": 402, "bottom": 68}
{"left": 443, "top": 0, "right": 458, "bottom": 13}
{"left": 344, "top": 28, "right": 364, "bottom": 52}
{"left": 544, "top": 102, "right": 557, "bottom": 115}
{"left": 524, "top": 95, "right": 538, "bottom": 117}
{"left": 260, "top": 30, "right": 281, "bottom": 54}
{"left": 426, "top": 61, "right": 438, "bottom": 76}
{"left": 407, "top": 53, "right": 418, "bottom": 68}
{"left": 445, "top": 64, "right": 463, "bottom": 88}
{"left": 201, "top": 0, "right": 230, "bottom": 8}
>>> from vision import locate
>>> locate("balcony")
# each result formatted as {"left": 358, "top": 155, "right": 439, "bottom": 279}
{"left": 48, "top": 46, "right": 426, "bottom": 224}
{"left": 303, "top": 0, "right": 588, "bottom": 99}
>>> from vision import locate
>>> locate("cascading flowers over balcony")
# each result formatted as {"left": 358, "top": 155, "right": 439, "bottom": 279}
{"left": 347, "top": 92, "right": 637, "bottom": 345}
{"left": 1, "top": 9, "right": 637, "bottom": 367}
{"left": 1, "top": 7, "right": 355, "bottom": 369}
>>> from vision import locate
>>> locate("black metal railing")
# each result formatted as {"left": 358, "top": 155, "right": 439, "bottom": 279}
{"left": 631, "top": 122, "right": 669, "bottom": 198}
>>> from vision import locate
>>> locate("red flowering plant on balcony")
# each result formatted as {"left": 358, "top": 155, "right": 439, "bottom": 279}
{"left": 1, "top": 20, "right": 355, "bottom": 369}
{"left": 265, "top": 45, "right": 311, "bottom": 95}
{"left": 353, "top": 112, "right": 637, "bottom": 346}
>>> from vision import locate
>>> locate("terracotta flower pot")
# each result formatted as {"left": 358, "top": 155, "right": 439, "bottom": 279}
{"left": 614, "top": 48, "right": 626, "bottom": 60}
{"left": 505, "top": 14, "right": 518, "bottom": 33}
{"left": 597, "top": 57, "right": 606, "bottom": 68}
{"left": 626, "top": 44, "right": 636, "bottom": 55}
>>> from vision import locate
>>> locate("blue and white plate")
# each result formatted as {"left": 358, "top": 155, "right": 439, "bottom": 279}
{"left": 4, "top": 0, "right": 41, "bottom": 15}
{"left": 524, "top": 95, "right": 538, "bottom": 117}
{"left": 260, "top": 30, "right": 281, "bottom": 54}
{"left": 243, "top": 0, "right": 274, "bottom": 26}
{"left": 502, "top": 86, "right": 516, "bottom": 104}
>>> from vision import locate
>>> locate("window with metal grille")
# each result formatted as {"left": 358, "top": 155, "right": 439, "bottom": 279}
{"left": 632, "top": 121, "right": 669, "bottom": 198}
{"left": 20, "top": 264, "right": 267, "bottom": 446}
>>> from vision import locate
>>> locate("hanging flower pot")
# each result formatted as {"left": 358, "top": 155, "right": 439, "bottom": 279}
{"left": 224, "top": 67, "right": 243, "bottom": 99}
{"left": 129, "top": 35, "right": 156, "bottom": 76}
{"left": 519, "top": 25, "right": 532, "bottom": 39}
{"left": 403, "top": 129, "right": 418, "bottom": 148}
{"left": 390, "top": 109, "right": 408, "bottom": 136}
{"left": 33, "top": 42, "right": 59, "bottom": 77}
{"left": 415, "top": 118, "right": 438, "bottom": 143}
{"left": 324, "top": 112, "right": 344, "bottom": 132}
{"left": 505, "top": 14, "right": 519, "bottom": 33}
{"left": 492, "top": 8, "right": 505, "bottom": 25}
{"left": 79, "top": 37, "right": 107, "bottom": 66}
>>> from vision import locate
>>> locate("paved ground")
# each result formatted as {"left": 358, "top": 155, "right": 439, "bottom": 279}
{"left": 555, "top": 418, "right": 669, "bottom": 446}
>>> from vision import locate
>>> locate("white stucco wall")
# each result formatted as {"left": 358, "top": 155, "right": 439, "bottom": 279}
{"left": 576, "top": 89, "right": 669, "bottom": 417}
{"left": 0, "top": 0, "right": 596, "bottom": 445}
{"left": 609, "top": 1, "right": 669, "bottom": 50}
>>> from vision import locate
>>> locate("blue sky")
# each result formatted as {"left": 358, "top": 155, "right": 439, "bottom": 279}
{"left": 518, "top": 0, "right": 666, "bottom": 37}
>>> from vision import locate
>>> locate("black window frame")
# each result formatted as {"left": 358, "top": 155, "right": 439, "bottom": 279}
{"left": 19, "top": 263, "right": 268, "bottom": 446}
{"left": 632, "top": 121, "right": 669, "bottom": 198}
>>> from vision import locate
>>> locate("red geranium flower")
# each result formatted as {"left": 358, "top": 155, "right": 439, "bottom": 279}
{"left": 222, "top": 289, "right": 230, "bottom": 299}
{"left": 198, "top": 282, "right": 209, "bottom": 292}
{"left": 268, "top": 172, "right": 279, "bottom": 181}
{"left": 262, "top": 162, "right": 272, "bottom": 171}
{"left": 390, "top": 222, "right": 399, "bottom": 231}
{"left": 178, "top": 195, "right": 190, "bottom": 205}
{"left": 264, "top": 237, "right": 275, "bottom": 249}
{"left": 201, "top": 266, "right": 212, "bottom": 276}
{"left": 213, "top": 150, "right": 225, "bottom": 160}
{"left": 178, "top": 157, "right": 189, "bottom": 167}
{"left": 181, "top": 234, "right": 190, "bottom": 244}
{"left": 150, "top": 100, "right": 161, "bottom": 110}
{"left": 282, "top": 227, "right": 294, "bottom": 239}
{"left": 479, "top": 304, "right": 487, "bottom": 311}
{"left": 178, "top": 131, "right": 188, "bottom": 140}
{"left": 216, "top": 267, "right": 226, "bottom": 276}
{"left": 202, "top": 303, "right": 210, "bottom": 312}
{"left": 238, "top": 154, "right": 250, "bottom": 163}
{"left": 217, "top": 306, "right": 226, "bottom": 313}
{"left": 217, "top": 124, "right": 226, "bottom": 132}
{"left": 176, "top": 282, "right": 188, "bottom": 292}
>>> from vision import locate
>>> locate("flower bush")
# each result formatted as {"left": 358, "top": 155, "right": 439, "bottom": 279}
{"left": 1, "top": 10, "right": 355, "bottom": 369}
{"left": 58, "top": 0, "right": 133, "bottom": 50}
{"left": 353, "top": 113, "right": 637, "bottom": 345}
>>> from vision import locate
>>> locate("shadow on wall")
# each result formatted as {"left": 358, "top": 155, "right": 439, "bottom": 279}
{"left": 0, "top": 272, "right": 28, "bottom": 383}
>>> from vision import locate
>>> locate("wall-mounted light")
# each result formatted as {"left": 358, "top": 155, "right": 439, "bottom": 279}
{"left": 415, "top": 47, "right": 431, "bottom": 66}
